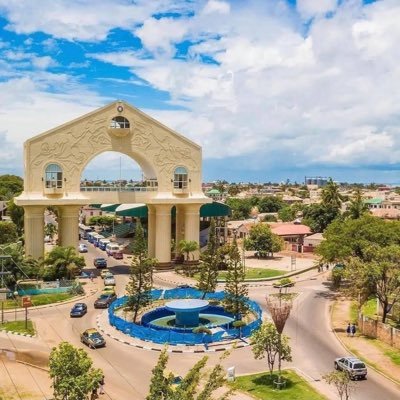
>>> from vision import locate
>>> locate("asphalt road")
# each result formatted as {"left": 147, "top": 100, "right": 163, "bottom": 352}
{"left": 1, "top": 241, "right": 400, "bottom": 399}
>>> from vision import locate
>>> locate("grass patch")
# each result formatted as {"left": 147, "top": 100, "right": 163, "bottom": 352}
{"left": 2, "top": 292, "right": 76, "bottom": 309}
{"left": 230, "top": 370, "right": 326, "bottom": 400}
{"left": 218, "top": 268, "right": 285, "bottom": 281}
{"left": 362, "top": 298, "right": 377, "bottom": 318}
{"left": 0, "top": 320, "right": 35, "bottom": 336}
{"left": 363, "top": 337, "right": 400, "bottom": 366}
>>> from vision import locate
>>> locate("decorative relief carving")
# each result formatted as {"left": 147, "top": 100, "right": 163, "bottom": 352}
{"left": 152, "top": 135, "right": 198, "bottom": 173}
{"left": 131, "top": 121, "right": 152, "bottom": 150}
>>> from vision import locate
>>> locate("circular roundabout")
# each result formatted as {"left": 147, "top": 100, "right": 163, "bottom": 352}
{"left": 108, "top": 288, "right": 262, "bottom": 346}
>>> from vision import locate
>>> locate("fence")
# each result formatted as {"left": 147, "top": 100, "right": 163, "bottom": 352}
{"left": 109, "top": 288, "right": 262, "bottom": 346}
{"left": 358, "top": 314, "right": 400, "bottom": 350}
{"left": 17, "top": 280, "right": 75, "bottom": 295}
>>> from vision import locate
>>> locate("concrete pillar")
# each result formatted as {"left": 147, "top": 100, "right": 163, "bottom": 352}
{"left": 147, "top": 205, "right": 156, "bottom": 258}
{"left": 24, "top": 206, "right": 45, "bottom": 258}
{"left": 58, "top": 206, "right": 80, "bottom": 248}
{"left": 154, "top": 204, "right": 172, "bottom": 266}
{"left": 175, "top": 205, "right": 185, "bottom": 250}
{"left": 184, "top": 204, "right": 201, "bottom": 261}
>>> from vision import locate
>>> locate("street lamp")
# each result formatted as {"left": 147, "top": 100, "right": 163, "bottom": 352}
{"left": 13, "top": 290, "right": 18, "bottom": 322}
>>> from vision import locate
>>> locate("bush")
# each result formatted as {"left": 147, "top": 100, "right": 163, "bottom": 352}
{"left": 232, "top": 320, "right": 246, "bottom": 328}
{"left": 274, "top": 277, "right": 294, "bottom": 288}
{"left": 68, "top": 283, "right": 84, "bottom": 296}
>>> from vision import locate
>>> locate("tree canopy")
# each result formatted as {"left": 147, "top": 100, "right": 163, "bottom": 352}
{"left": 244, "top": 223, "right": 283, "bottom": 257}
{"left": 49, "top": 342, "right": 103, "bottom": 400}
{"left": 0, "top": 221, "right": 18, "bottom": 244}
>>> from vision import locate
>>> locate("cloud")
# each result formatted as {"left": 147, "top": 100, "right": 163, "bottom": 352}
{"left": 0, "top": 0, "right": 194, "bottom": 42}
{"left": 296, "top": 0, "right": 338, "bottom": 19}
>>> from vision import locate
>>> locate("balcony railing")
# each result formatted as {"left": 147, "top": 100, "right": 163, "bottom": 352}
{"left": 80, "top": 186, "right": 158, "bottom": 192}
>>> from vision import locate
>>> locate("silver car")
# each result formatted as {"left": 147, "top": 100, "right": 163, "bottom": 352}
{"left": 334, "top": 357, "right": 367, "bottom": 380}
{"left": 104, "top": 273, "right": 116, "bottom": 286}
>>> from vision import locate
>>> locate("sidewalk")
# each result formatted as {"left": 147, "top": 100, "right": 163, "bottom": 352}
{"left": 332, "top": 298, "right": 400, "bottom": 384}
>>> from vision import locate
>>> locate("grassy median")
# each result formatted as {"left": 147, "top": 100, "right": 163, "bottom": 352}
{"left": 230, "top": 370, "right": 326, "bottom": 400}
{"left": 0, "top": 320, "right": 35, "bottom": 336}
{"left": 2, "top": 293, "right": 75, "bottom": 309}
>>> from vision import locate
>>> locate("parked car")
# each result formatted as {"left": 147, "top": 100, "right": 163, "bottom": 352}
{"left": 70, "top": 302, "right": 87, "bottom": 317}
{"left": 113, "top": 251, "right": 123, "bottom": 260}
{"left": 176, "top": 284, "right": 192, "bottom": 289}
{"left": 78, "top": 243, "right": 88, "bottom": 253}
{"left": 100, "top": 268, "right": 111, "bottom": 279}
{"left": 104, "top": 274, "right": 116, "bottom": 286}
{"left": 94, "top": 293, "right": 117, "bottom": 308}
{"left": 80, "top": 328, "right": 106, "bottom": 348}
{"left": 93, "top": 257, "right": 107, "bottom": 269}
{"left": 334, "top": 357, "right": 367, "bottom": 380}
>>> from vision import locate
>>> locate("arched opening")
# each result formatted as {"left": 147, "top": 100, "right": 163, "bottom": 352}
{"left": 173, "top": 167, "right": 188, "bottom": 190}
{"left": 110, "top": 116, "right": 130, "bottom": 129}
{"left": 45, "top": 163, "right": 63, "bottom": 189}
{"left": 81, "top": 151, "right": 145, "bottom": 187}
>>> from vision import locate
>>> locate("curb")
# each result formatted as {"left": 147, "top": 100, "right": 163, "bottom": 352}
{"left": 330, "top": 300, "right": 400, "bottom": 387}
{"left": 95, "top": 314, "right": 250, "bottom": 354}
{"left": 0, "top": 329, "right": 35, "bottom": 338}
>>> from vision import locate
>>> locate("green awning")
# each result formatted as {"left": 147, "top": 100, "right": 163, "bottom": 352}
{"left": 200, "top": 202, "right": 231, "bottom": 217}
{"left": 115, "top": 203, "right": 148, "bottom": 218}
{"left": 106, "top": 201, "right": 231, "bottom": 218}
{"left": 100, "top": 204, "right": 120, "bottom": 212}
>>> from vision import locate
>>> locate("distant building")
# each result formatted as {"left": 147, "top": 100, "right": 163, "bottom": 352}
{"left": 305, "top": 176, "right": 329, "bottom": 187}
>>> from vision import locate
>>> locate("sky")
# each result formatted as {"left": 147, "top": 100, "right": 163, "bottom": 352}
{"left": 1, "top": 0, "right": 399, "bottom": 184}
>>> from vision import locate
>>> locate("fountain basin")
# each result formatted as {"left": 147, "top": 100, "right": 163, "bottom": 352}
{"left": 165, "top": 299, "right": 209, "bottom": 327}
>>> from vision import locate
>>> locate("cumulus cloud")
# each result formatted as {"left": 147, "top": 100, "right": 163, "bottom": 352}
{"left": 1, "top": 0, "right": 400, "bottom": 181}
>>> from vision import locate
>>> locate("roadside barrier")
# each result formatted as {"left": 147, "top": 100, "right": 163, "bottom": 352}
{"left": 108, "top": 288, "right": 262, "bottom": 345}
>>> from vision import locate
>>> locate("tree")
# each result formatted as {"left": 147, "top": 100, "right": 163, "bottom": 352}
{"left": 147, "top": 349, "right": 233, "bottom": 400}
{"left": 0, "top": 221, "right": 18, "bottom": 244}
{"left": 49, "top": 341, "right": 103, "bottom": 400}
{"left": 146, "top": 349, "right": 173, "bottom": 400}
{"left": 346, "top": 188, "right": 368, "bottom": 219}
{"left": 0, "top": 175, "right": 23, "bottom": 198}
{"left": 126, "top": 221, "right": 156, "bottom": 322}
{"left": 178, "top": 240, "right": 199, "bottom": 262}
{"left": 43, "top": 246, "right": 85, "bottom": 280}
{"left": 44, "top": 223, "right": 57, "bottom": 240}
{"left": 223, "top": 239, "right": 249, "bottom": 320}
{"left": 321, "top": 178, "right": 343, "bottom": 209}
{"left": 251, "top": 321, "right": 292, "bottom": 378}
{"left": 7, "top": 199, "right": 24, "bottom": 236}
{"left": 197, "top": 218, "right": 219, "bottom": 299}
{"left": 317, "top": 215, "right": 400, "bottom": 263}
{"left": 277, "top": 206, "right": 295, "bottom": 222}
{"left": 302, "top": 203, "right": 341, "bottom": 233}
{"left": 323, "top": 370, "right": 355, "bottom": 400}
{"left": 244, "top": 224, "right": 283, "bottom": 258}
{"left": 348, "top": 246, "right": 400, "bottom": 323}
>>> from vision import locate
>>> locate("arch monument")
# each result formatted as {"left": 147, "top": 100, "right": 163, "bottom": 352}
{"left": 15, "top": 100, "right": 211, "bottom": 266}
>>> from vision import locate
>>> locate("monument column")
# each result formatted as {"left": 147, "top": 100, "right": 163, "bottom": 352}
{"left": 154, "top": 204, "right": 172, "bottom": 267}
{"left": 58, "top": 205, "right": 81, "bottom": 248}
{"left": 175, "top": 205, "right": 185, "bottom": 251}
{"left": 24, "top": 206, "right": 45, "bottom": 258}
{"left": 147, "top": 205, "right": 156, "bottom": 258}
{"left": 184, "top": 204, "right": 201, "bottom": 261}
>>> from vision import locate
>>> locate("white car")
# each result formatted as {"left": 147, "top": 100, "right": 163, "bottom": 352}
{"left": 78, "top": 243, "right": 88, "bottom": 253}
{"left": 104, "top": 274, "right": 116, "bottom": 286}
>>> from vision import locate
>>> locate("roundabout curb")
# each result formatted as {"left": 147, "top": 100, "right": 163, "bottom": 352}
{"left": 96, "top": 313, "right": 251, "bottom": 353}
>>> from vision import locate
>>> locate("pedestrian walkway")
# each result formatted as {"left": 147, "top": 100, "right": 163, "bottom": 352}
{"left": 332, "top": 298, "right": 400, "bottom": 383}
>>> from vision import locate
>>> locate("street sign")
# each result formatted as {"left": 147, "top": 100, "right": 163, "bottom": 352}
{"left": 22, "top": 296, "right": 33, "bottom": 307}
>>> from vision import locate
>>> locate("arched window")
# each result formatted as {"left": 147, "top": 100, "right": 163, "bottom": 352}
{"left": 174, "top": 167, "right": 188, "bottom": 189}
{"left": 45, "top": 164, "right": 63, "bottom": 188}
{"left": 110, "top": 116, "right": 130, "bottom": 129}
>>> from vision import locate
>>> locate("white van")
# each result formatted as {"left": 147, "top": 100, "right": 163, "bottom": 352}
{"left": 99, "top": 239, "right": 111, "bottom": 251}
{"left": 106, "top": 243, "right": 120, "bottom": 256}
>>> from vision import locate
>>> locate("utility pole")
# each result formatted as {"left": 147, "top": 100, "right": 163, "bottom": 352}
{"left": 0, "top": 255, "right": 12, "bottom": 324}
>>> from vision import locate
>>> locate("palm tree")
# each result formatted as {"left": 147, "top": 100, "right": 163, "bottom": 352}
{"left": 347, "top": 188, "right": 368, "bottom": 219}
{"left": 44, "top": 246, "right": 85, "bottom": 280}
{"left": 178, "top": 240, "right": 199, "bottom": 262}
{"left": 321, "top": 178, "right": 343, "bottom": 209}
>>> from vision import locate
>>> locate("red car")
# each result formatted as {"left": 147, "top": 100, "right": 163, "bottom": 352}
{"left": 113, "top": 252, "right": 123, "bottom": 260}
